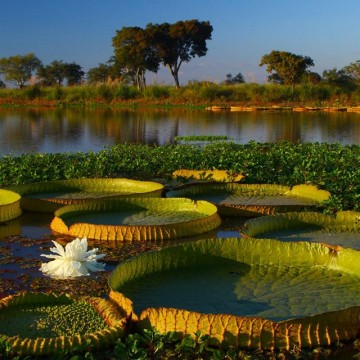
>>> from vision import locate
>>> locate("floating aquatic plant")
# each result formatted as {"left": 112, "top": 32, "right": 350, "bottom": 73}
{"left": 40, "top": 237, "right": 106, "bottom": 278}
{"left": 0, "top": 189, "right": 22, "bottom": 222}
{"left": 0, "top": 292, "right": 127, "bottom": 356}
{"left": 50, "top": 197, "right": 221, "bottom": 241}
{"left": 167, "top": 183, "right": 330, "bottom": 217}
{"left": 241, "top": 210, "right": 360, "bottom": 244}
{"left": 6, "top": 178, "right": 164, "bottom": 212}
{"left": 109, "top": 237, "right": 360, "bottom": 350}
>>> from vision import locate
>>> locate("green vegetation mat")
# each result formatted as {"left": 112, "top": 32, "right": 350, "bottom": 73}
{"left": 1, "top": 142, "right": 357, "bottom": 212}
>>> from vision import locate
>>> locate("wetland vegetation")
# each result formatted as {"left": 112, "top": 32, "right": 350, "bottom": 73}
{"left": 1, "top": 141, "right": 358, "bottom": 213}
{"left": 1, "top": 82, "right": 360, "bottom": 108}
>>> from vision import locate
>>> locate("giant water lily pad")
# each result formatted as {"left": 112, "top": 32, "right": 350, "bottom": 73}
{"left": 241, "top": 211, "right": 360, "bottom": 249}
{"left": 50, "top": 197, "right": 221, "bottom": 241}
{"left": 109, "top": 237, "right": 360, "bottom": 350}
{"left": 0, "top": 189, "right": 22, "bottom": 222}
{"left": 0, "top": 292, "right": 127, "bottom": 356}
{"left": 167, "top": 183, "right": 330, "bottom": 217}
{"left": 6, "top": 178, "right": 164, "bottom": 213}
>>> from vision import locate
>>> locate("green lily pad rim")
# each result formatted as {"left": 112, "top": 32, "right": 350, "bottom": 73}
{"left": 0, "top": 189, "right": 22, "bottom": 223}
{"left": 167, "top": 183, "right": 330, "bottom": 203}
{"left": 5, "top": 177, "right": 164, "bottom": 196}
{"left": 4, "top": 178, "right": 164, "bottom": 213}
{"left": 51, "top": 197, "right": 221, "bottom": 241}
{"left": 109, "top": 236, "right": 360, "bottom": 294}
{"left": 241, "top": 210, "right": 360, "bottom": 239}
{"left": 0, "top": 188, "right": 21, "bottom": 205}
{"left": 109, "top": 236, "right": 360, "bottom": 350}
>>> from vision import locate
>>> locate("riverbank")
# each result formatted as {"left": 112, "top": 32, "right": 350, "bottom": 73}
{"left": 205, "top": 104, "right": 360, "bottom": 112}
{"left": 1, "top": 82, "right": 360, "bottom": 110}
{"left": 2, "top": 96, "right": 360, "bottom": 113}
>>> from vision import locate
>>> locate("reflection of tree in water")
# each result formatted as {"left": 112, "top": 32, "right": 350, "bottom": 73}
{"left": 88, "top": 108, "right": 183, "bottom": 145}
{"left": 0, "top": 108, "right": 359, "bottom": 154}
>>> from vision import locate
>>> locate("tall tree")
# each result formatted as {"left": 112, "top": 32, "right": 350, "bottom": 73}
{"left": 64, "top": 62, "right": 84, "bottom": 85}
{"left": 0, "top": 53, "right": 42, "bottom": 88}
{"left": 267, "top": 73, "right": 284, "bottom": 84}
{"left": 38, "top": 60, "right": 84, "bottom": 86}
{"left": 112, "top": 26, "right": 160, "bottom": 89}
{"left": 148, "top": 20, "right": 213, "bottom": 88}
{"left": 87, "top": 63, "right": 112, "bottom": 84}
{"left": 259, "top": 50, "right": 314, "bottom": 89}
{"left": 343, "top": 60, "right": 360, "bottom": 85}
{"left": 322, "top": 68, "right": 355, "bottom": 89}
{"left": 224, "top": 72, "right": 245, "bottom": 84}
{"left": 37, "top": 60, "right": 67, "bottom": 86}
{"left": 303, "top": 71, "right": 321, "bottom": 85}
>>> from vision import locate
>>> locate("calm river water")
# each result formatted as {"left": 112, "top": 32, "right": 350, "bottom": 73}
{"left": 0, "top": 107, "right": 359, "bottom": 155}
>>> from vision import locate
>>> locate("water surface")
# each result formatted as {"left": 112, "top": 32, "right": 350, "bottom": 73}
{"left": 1, "top": 108, "right": 359, "bottom": 155}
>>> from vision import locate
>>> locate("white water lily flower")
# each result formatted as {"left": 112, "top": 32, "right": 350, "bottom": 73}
{"left": 40, "top": 237, "right": 106, "bottom": 278}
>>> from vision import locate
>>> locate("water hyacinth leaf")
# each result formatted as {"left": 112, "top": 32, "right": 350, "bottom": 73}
{"left": 241, "top": 211, "right": 360, "bottom": 249}
{"left": 0, "top": 189, "right": 22, "bottom": 222}
{"left": 0, "top": 292, "right": 127, "bottom": 356}
{"left": 50, "top": 197, "right": 221, "bottom": 241}
{"left": 166, "top": 183, "right": 330, "bottom": 217}
{"left": 6, "top": 178, "right": 164, "bottom": 212}
{"left": 109, "top": 237, "right": 360, "bottom": 350}
{"left": 172, "top": 169, "right": 244, "bottom": 182}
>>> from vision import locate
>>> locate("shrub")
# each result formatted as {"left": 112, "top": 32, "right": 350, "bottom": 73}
{"left": 114, "top": 85, "right": 139, "bottom": 100}
{"left": 143, "top": 85, "right": 171, "bottom": 99}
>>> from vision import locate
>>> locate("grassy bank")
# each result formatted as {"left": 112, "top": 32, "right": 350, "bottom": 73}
{"left": 1, "top": 141, "right": 358, "bottom": 212}
{"left": 1, "top": 82, "right": 360, "bottom": 108}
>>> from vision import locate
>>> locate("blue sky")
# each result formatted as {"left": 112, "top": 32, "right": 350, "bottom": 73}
{"left": 1, "top": 0, "right": 360, "bottom": 85}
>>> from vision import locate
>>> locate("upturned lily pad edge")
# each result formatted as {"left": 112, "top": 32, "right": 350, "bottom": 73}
{"left": 50, "top": 197, "right": 222, "bottom": 242}
{"left": 0, "top": 189, "right": 22, "bottom": 223}
{"left": 4, "top": 178, "right": 165, "bottom": 213}
{"left": 241, "top": 210, "right": 360, "bottom": 239}
{"left": 166, "top": 183, "right": 331, "bottom": 217}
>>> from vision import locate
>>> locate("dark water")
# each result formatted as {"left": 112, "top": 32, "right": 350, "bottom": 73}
{"left": 0, "top": 107, "right": 359, "bottom": 155}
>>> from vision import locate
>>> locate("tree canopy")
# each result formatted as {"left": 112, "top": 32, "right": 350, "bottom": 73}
{"left": 87, "top": 63, "right": 113, "bottom": 84}
{"left": 343, "top": 60, "right": 360, "bottom": 85}
{"left": 322, "top": 68, "right": 355, "bottom": 90}
{"left": 37, "top": 60, "right": 67, "bottom": 86}
{"left": 259, "top": 50, "right": 314, "bottom": 88}
{"left": 112, "top": 19, "right": 213, "bottom": 88}
{"left": 224, "top": 72, "right": 245, "bottom": 84}
{"left": 37, "top": 60, "right": 84, "bottom": 86}
{"left": 147, "top": 20, "right": 213, "bottom": 88}
{"left": 0, "top": 53, "right": 42, "bottom": 88}
{"left": 64, "top": 62, "right": 84, "bottom": 85}
{"left": 112, "top": 26, "right": 160, "bottom": 89}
